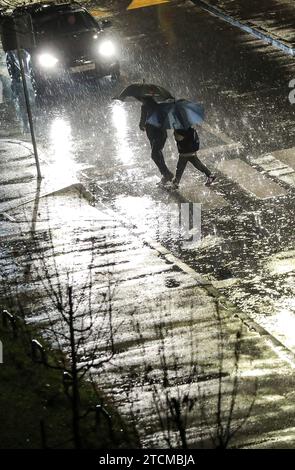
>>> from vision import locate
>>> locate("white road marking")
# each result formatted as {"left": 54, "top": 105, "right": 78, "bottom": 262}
{"left": 217, "top": 158, "right": 287, "bottom": 199}
{"left": 266, "top": 148, "right": 295, "bottom": 169}
{"left": 252, "top": 147, "right": 295, "bottom": 188}
{"left": 177, "top": 183, "right": 228, "bottom": 209}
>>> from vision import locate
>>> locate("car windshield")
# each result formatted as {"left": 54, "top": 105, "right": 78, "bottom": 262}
{"left": 34, "top": 11, "right": 97, "bottom": 35}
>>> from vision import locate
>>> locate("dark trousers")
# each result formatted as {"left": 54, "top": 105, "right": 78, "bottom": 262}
{"left": 146, "top": 125, "right": 173, "bottom": 179}
{"left": 175, "top": 153, "right": 211, "bottom": 183}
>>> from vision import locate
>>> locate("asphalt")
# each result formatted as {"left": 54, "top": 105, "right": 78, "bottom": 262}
{"left": 195, "top": 0, "right": 295, "bottom": 50}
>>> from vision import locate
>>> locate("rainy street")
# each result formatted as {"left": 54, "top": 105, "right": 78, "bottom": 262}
{"left": 1, "top": 0, "right": 295, "bottom": 450}
{"left": 17, "top": 0, "right": 295, "bottom": 353}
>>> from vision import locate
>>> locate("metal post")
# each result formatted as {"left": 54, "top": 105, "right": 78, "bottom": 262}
{"left": 31, "top": 177, "right": 42, "bottom": 234}
{"left": 16, "top": 37, "right": 42, "bottom": 179}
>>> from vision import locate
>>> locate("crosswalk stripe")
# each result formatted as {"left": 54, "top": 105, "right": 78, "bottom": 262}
{"left": 127, "top": 0, "right": 169, "bottom": 10}
{"left": 252, "top": 148, "right": 295, "bottom": 188}
{"left": 217, "top": 158, "right": 287, "bottom": 199}
{"left": 178, "top": 183, "right": 228, "bottom": 209}
{"left": 266, "top": 148, "right": 295, "bottom": 170}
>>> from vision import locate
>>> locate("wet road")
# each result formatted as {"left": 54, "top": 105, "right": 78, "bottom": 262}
{"left": 2, "top": 1, "right": 295, "bottom": 350}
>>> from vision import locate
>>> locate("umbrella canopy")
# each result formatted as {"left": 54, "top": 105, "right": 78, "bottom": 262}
{"left": 113, "top": 83, "right": 174, "bottom": 103}
{"left": 146, "top": 99, "right": 205, "bottom": 129}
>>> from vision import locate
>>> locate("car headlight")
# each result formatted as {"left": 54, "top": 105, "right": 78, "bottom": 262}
{"left": 98, "top": 40, "right": 116, "bottom": 58}
{"left": 38, "top": 53, "right": 58, "bottom": 68}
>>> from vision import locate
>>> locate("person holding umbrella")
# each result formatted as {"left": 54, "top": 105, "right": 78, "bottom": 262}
{"left": 146, "top": 98, "right": 216, "bottom": 189}
{"left": 114, "top": 83, "right": 175, "bottom": 185}
{"left": 139, "top": 96, "right": 174, "bottom": 185}
{"left": 172, "top": 126, "right": 216, "bottom": 189}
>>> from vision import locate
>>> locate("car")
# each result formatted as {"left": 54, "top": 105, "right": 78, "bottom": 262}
{"left": 0, "top": 1, "right": 120, "bottom": 95}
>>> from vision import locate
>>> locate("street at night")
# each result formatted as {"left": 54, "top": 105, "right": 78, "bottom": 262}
{"left": 1, "top": 0, "right": 295, "bottom": 455}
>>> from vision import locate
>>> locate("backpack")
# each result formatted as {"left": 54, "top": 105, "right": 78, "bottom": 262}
{"left": 175, "top": 127, "right": 200, "bottom": 153}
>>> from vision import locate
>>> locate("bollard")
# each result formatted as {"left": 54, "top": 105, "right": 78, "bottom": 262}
{"left": 2, "top": 310, "right": 17, "bottom": 337}
{"left": 62, "top": 371, "right": 73, "bottom": 396}
{"left": 95, "top": 404, "right": 114, "bottom": 439}
{"left": 40, "top": 419, "right": 47, "bottom": 449}
{"left": 31, "top": 339, "right": 47, "bottom": 364}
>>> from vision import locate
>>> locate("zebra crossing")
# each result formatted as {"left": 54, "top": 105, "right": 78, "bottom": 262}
{"left": 90, "top": 124, "right": 293, "bottom": 211}
{"left": 216, "top": 158, "right": 287, "bottom": 199}
{"left": 177, "top": 127, "right": 290, "bottom": 206}
{"left": 167, "top": 122, "right": 291, "bottom": 205}
{"left": 252, "top": 147, "right": 295, "bottom": 188}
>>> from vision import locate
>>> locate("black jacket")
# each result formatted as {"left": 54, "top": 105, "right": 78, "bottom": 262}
{"left": 139, "top": 98, "right": 158, "bottom": 130}
{"left": 174, "top": 127, "right": 200, "bottom": 154}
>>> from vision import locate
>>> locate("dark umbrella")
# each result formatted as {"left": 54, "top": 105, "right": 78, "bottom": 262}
{"left": 146, "top": 99, "right": 205, "bottom": 129}
{"left": 113, "top": 83, "right": 174, "bottom": 103}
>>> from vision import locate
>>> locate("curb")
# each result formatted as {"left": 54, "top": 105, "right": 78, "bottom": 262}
{"left": 0, "top": 182, "right": 95, "bottom": 216}
{"left": 148, "top": 239, "right": 295, "bottom": 369}
{"left": 45, "top": 182, "right": 95, "bottom": 202}
{"left": 193, "top": 0, "right": 295, "bottom": 57}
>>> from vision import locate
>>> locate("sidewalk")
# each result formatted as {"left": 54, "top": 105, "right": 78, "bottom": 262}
{"left": 0, "top": 139, "right": 92, "bottom": 215}
{"left": 1, "top": 139, "right": 295, "bottom": 448}
{"left": 194, "top": 0, "right": 295, "bottom": 54}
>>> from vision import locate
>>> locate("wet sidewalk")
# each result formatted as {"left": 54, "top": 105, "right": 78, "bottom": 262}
{"left": 0, "top": 139, "right": 92, "bottom": 215}
{"left": 1, "top": 141, "right": 295, "bottom": 447}
{"left": 195, "top": 0, "right": 295, "bottom": 52}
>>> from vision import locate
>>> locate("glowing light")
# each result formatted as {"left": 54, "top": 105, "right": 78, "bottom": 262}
{"left": 48, "top": 118, "right": 77, "bottom": 184}
{"left": 111, "top": 102, "right": 134, "bottom": 164}
{"left": 50, "top": 118, "right": 72, "bottom": 159}
{"left": 38, "top": 53, "right": 58, "bottom": 68}
{"left": 98, "top": 40, "right": 116, "bottom": 58}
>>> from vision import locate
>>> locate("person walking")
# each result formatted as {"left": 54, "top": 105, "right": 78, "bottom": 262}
{"left": 139, "top": 97, "right": 174, "bottom": 185}
{"left": 171, "top": 126, "right": 216, "bottom": 189}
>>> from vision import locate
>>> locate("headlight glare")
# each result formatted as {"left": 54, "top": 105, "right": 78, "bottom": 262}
{"left": 98, "top": 40, "right": 116, "bottom": 58}
{"left": 38, "top": 53, "right": 58, "bottom": 68}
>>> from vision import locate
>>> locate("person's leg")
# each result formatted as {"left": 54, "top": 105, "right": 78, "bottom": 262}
{"left": 188, "top": 154, "right": 216, "bottom": 186}
{"left": 174, "top": 156, "right": 188, "bottom": 184}
{"left": 146, "top": 126, "right": 173, "bottom": 180}
{"left": 188, "top": 154, "right": 212, "bottom": 177}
